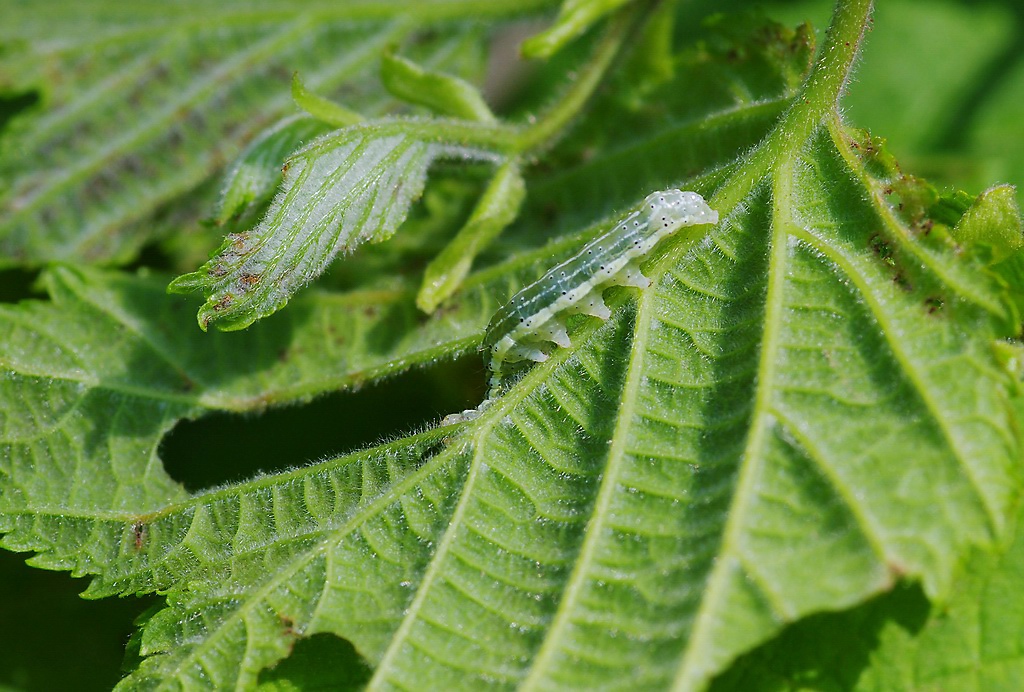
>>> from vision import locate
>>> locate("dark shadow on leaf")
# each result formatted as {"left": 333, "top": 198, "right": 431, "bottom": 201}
{"left": 0, "top": 89, "right": 39, "bottom": 133}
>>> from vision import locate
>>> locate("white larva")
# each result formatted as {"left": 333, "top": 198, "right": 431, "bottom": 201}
{"left": 482, "top": 189, "right": 718, "bottom": 390}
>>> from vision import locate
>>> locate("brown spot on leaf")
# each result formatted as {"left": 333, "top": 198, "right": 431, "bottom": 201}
{"left": 228, "top": 233, "right": 250, "bottom": 252}
{"left": 132, "top": 522, "right": 146, "bottom": 552}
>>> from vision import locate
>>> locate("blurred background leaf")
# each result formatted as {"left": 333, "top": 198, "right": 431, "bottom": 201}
{"left": 763, "top": 0, "right": 1024, "bottom": 206}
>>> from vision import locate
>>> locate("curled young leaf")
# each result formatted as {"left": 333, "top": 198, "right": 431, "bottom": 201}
{"left": 952, "top": 183, "right": 1023, "bottom": 264}
{"left": 521, "top": 0, "right": 634, "bottom": 59}
{"left": 291, "top": 73, "right": 364, "bottom": 128}
{"left": 217, "top": 115, "right": 332, "bottom": 223}
{"left": 416, "top": 160, "right": 526, "bottom": 313}
{"left": 169, "top": 118, "right": 513, "bottom": 331}
{"left": 381, "top": 47, "right": 496, "bottom": 122}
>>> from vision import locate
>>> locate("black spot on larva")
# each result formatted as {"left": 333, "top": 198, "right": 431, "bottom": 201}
{"left": 562, "top": 290, "right": 567, "bottom": 295}
{"left": 588, "top": 250, "right": 592, "bottom": 254}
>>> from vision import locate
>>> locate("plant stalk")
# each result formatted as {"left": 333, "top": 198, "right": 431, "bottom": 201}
{"left": 513, "top": 7, "right": 636, "bottom": 153}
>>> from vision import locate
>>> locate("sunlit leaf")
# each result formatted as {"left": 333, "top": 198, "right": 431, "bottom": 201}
{"left": 2, "top": 2, "right": 1022, "bottom": 690}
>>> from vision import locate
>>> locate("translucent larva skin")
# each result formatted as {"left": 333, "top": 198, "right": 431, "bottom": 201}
{"left": 483, "top": 189, "right": 718, "bottom": 388}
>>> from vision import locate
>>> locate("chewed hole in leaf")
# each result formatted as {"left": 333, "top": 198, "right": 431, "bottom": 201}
{"left": 257, "top": 632, "right": 372, "bottom": 689}
{"left": 0, "top": 267, "right": 42, "bottom": 303}
{"left": 161, "top": 358, "right": 484, "bottom": 491}
{"left": 0, "top": 549, "right": 161, "bottom": 691}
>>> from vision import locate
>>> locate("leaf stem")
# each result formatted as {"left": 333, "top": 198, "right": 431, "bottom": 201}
{"left": 707, "top": 0, "right": 874, "bottom": 214}
{"left": 800, "top": 0, "right": 874, "bottom": 114}
{"left": 513, "top": 7, "right": 635, "bottom": 153}
{"left": 769, "top": 0, "right": 874, "bottom": 149}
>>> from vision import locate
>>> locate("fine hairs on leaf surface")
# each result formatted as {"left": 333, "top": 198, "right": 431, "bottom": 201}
{"left": 168, "top": 118, "right": 510, "bottom": 331}
{"left": 2, "top": 0, "right": 1024, "bottom": 690}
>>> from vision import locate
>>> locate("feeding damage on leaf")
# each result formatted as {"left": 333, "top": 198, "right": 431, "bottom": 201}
{"left": 835, "top": 124, "right": 1022, "bottom": 330}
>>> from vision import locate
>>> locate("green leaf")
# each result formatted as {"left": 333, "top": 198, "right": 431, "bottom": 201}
{"left": 0, "top": 260, "right": 498, "bottom": 571}
{"left": 417, "top": 160, "right": 526, "bottom": 312}
{"left": 521, "top": 0, "right": 636, "bottom": 58}
{"left": 168, "top": 119, "right": 513, "bottom": 331}
{"left": 855, "top": 506, "right": 1024, "bottom": 691}
{"left": 291, "top": 74, "right": 364, "bottom": 128}
{"left": 713, "top": 499, "right": 1024, "bottom": 691}
{"left": 170, "top": 6, "right": 634, "bottom": 332}
{"left": 381, "top": 47, "right": 496, "bottom": 122}
{"left": 517, "top": 12, "right": 815, "bottom": 237}
{"left": 615, "top": 0, "right": 676, "bottom": 103}
{"left": 3, "top": 1, "right": 1024, "bottom": 689}
{"left": 842, "top": 0, "right": 1024, "bottom": 208}
{"left": 952, "top": 183, "right": 1023, "bottom": 264}
{"left": 217, "top": 116, "right": 333, "bottom": 223}
{"left": 0, "top": 1, "right": 551, "bottom": 267}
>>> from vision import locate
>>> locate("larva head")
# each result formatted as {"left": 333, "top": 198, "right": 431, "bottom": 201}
{"left": 642, "top": 189, "right": 718, "bottom": 241}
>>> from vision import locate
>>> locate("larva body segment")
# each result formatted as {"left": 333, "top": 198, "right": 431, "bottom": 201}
{"left": 483, "top": 189, "right": 718, "bottom": 389}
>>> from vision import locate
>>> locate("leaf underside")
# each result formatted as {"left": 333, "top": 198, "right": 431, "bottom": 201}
{"left": 169, "top": 119, "right": 505, "bottom": 331}
{"left": 0, "top": 4, "right": 1021, "bottom": 691}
